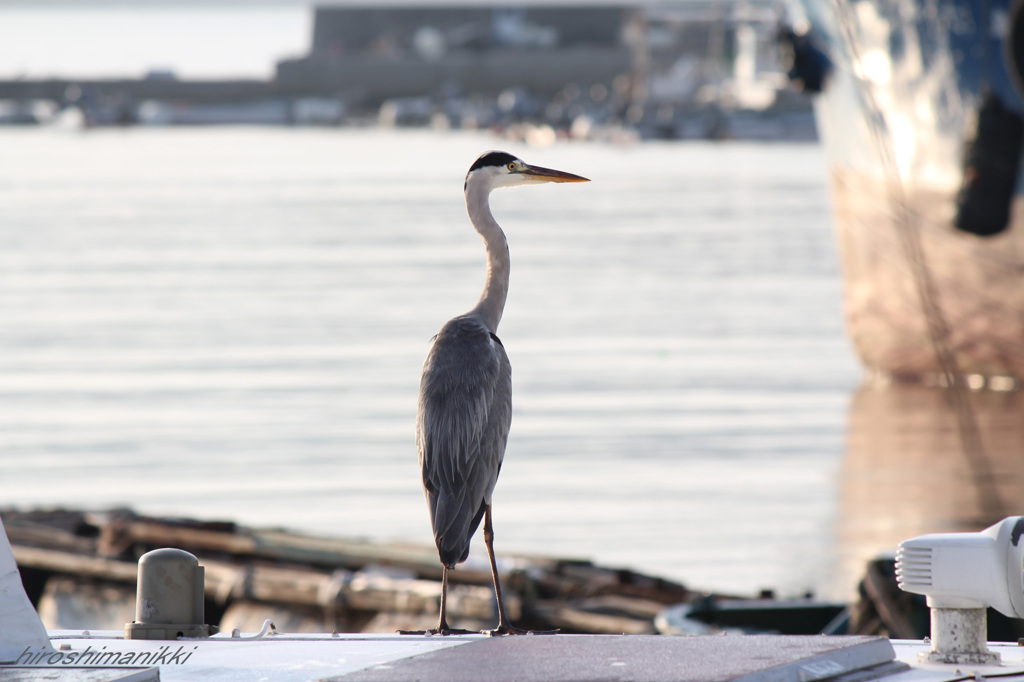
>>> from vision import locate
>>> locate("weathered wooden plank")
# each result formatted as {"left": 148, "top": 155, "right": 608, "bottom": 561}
{"left": 12, "top": 546, "right": 138, "bottom": 583}
{"left": 1, "top": 510, "right": 98, "bottom": 555}
{"left": 95, "top": 514, "right": 534, "bottom": 587}
{"left": 535, "top": 561, "right": 691, "bottom": 604}
{"left": 531, "top": 601, "right": 655, "bottom": 635}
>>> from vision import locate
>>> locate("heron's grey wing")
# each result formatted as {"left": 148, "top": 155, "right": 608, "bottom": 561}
{"left": 417, "top": 316, "right": 512, "bottom": 566}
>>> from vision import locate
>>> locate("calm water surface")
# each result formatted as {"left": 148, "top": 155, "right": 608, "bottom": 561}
{"left": 1, "top": 127, "right": 868, "bottom": 598}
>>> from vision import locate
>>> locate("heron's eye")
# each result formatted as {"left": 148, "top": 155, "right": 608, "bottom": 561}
{"left": 507, "top": 162, "right": 515, "bottom": 171}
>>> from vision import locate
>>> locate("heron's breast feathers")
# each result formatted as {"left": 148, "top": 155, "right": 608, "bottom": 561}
{"left": 417, "top": 316, "right": 512, "bottom": 495}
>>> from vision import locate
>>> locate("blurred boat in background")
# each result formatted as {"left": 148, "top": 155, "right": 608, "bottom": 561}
{"left": 787, "top": 0, "right": 1024, "bottom": 384}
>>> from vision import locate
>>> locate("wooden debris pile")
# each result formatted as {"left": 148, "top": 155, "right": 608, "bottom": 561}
{"left": 2, "top": 508, "right": 694, "bottom": 635}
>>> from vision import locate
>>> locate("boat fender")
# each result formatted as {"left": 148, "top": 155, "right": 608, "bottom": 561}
{"left": 778, "top": 26, "right": 831, "bottom": 94}
{"left": 954, "top": 93, "right": 1024, "bottom": 237}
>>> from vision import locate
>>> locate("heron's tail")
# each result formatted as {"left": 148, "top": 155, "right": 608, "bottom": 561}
{"left": 431, "top": 493, "right": 487, "bottom": 567}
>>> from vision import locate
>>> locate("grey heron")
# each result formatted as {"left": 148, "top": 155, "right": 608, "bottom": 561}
{"left": 416, "top": 151, "right": 588, "bottom": 635}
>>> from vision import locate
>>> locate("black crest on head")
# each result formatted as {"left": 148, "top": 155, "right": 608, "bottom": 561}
{"left": 468, "top": 151, "right": 518, "bottom": 174}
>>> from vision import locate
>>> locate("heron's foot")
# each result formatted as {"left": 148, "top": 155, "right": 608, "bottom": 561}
{"left": 485, "top": 622, "right": 558, "bottom": 636}
{"left": 397, "top": 627, "right": 478, "bottom": 636}
{"left": 435, "top": 626, "right": 478, "bottom": 636}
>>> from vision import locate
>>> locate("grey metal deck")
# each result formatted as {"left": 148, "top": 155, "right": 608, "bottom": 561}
{"left": 327, "top": 634, "right": 899, "bottom": 682}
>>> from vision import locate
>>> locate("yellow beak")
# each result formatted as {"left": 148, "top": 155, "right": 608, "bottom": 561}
{"left": 521, "top": 164, "right": 590, "bottom": 183}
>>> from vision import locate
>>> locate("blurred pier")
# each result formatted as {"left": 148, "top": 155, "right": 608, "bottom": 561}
{"left": 0, "top": 78, "right": 277, "bottom": 104}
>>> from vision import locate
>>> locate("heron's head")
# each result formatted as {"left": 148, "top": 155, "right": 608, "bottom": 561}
{"left": 464, "top": 151, "right": 589, "bottom": 193}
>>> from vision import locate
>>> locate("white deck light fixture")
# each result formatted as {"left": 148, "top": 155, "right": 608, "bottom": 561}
{"left": 896, "top": 516, "right": 1024, "bottom": 664}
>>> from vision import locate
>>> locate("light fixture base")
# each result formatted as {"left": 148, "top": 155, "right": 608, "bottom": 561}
{"left": 918, "top": 607, "right": 1000, "bottom": 665}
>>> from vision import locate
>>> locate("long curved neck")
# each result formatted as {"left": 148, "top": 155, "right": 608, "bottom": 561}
{"left": 465, "top": 180, "right": 509, "bottom": 334}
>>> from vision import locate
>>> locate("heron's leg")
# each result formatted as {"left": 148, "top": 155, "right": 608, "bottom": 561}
{"left": 434, "top": 565, "right": 451, "bottom": 635}
{"left": 483, "top": 504, "right": 527, "bottom": 636}
{"left": 418, "top": 564, "right": 477, "bottom": 636}
{"left": 397, "top": 564, "right": 453, "bottom": 636}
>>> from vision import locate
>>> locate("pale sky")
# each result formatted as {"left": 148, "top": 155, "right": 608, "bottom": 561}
{"left": 0, "top": 5, "right": 313, "bottom": 79}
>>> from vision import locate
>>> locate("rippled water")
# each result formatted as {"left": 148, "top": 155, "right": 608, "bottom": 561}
{"left": 0, "top": 127, "right": 866, "bottom": 598}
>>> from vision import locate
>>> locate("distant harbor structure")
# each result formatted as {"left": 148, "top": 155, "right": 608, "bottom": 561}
{"left": 277, "top": 6, "right": 631, "bottom": 101}
{"left": 0, "top": 2, "right": 814, "bottom": 140}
